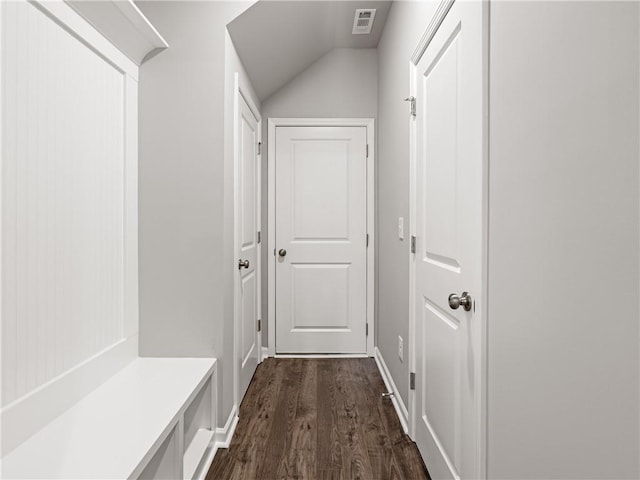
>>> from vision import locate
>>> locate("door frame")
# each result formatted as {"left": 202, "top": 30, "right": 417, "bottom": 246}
{"left": 267, "top": 118, "right": 375, "bottom": 357}
{"left": 233, "top": 73, "right": 262, "bottom": 412}
{"left": 407, "top": 0, "right": 489, "bottom": 477}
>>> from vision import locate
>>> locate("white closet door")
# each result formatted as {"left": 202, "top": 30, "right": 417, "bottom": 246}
{"left": 236, "top": 93, "right": 260, "bottom": 402}
{"left": 412, "top": 0, "right": 484, "bottom": 478}
{"left": 275, "top": 126, "right": 367, "bottom": 354}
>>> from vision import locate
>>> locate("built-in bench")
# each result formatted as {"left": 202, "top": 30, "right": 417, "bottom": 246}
{"left": 2, "top": 358, "right": 217, "bottom": 480}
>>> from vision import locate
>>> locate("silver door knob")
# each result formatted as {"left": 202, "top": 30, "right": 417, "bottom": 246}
{"left": 448, "top": 292, "right": 472, "bottom": 311}
{"left": 238, "top": 259, "right": 250, "bottom": 269}
{"left": 278, "top": 249, "right": 287, "bottom": 257}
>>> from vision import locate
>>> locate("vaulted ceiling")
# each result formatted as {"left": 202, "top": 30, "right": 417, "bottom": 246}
{"left": 227, "top": 0, "right": 392, "bottom": 101}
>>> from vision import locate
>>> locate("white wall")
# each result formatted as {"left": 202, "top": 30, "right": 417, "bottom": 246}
{"left": 137, "top": 0, "right": 253, "bottom": 427}
{"left": 487, "top": 2, "right": 639, "bottom": 477}
{"left": 259, "top": 47, "right": 378, "bottom": 347}
{"left": 376, "top": 0, "right": 438, "bottom": 409}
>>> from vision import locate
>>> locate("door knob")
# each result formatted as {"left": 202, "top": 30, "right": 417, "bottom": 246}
{"left": 448, "top": 292, "right": 472, "bottom": 311}
{"left": 238, "top": 259, "right": 250, "bottom": 269}
{"left": 278, "top": 249, "right": 287, "bottom": 257}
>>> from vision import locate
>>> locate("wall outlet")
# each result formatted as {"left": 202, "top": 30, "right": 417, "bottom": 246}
{"left": 398, "top": 217, "right": 404, "bottom": 240}
{"left": 398, "top": 336, "right": 404, "bottom": 362}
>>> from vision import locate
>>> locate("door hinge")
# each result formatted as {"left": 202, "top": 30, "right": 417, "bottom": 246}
{"left": 257, "top": 231, "right": 261, "bottom": 244}
{"left": 257, "top": 319, "right": 261, "bottom": 332}
{"left": 258, "top": 141, "right": 262, "bottom": 155}
{"left": 404, "top": 96, "right": 416, "bottom": 117}
{"left": 366, "top": 323, "right": 369, "bottom": 336}
{"left": 410, "top": 372, "right": 416, "bottom": 390}
{"left": 366, "top": 233, "right": 369, "bottom": 247}
{"left": 366, "top": 144, "right": 369, "bottom": 158}
{"left": 410, "top": 235, "right": 417, "bottom": 254}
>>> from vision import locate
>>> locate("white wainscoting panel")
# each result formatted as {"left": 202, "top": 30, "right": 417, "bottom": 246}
{"left": 1, "top": 0, "right": 128, "bottom": 407}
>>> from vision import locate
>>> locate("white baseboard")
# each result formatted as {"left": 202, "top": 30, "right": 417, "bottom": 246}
{"left": 194, "top": 443, "right": 218, "bottom": 480}
{"left": 374, "top": 347, "right": 409, "bottom": 434}
{"left": 274, "top": 353, "right": 368, "bottom": 359}
{"left": 192, "top": 404, "right": 239, "bottom": 479}
{"left": 215, "top": 404, "right": 239, "bottom": 448}
{"left": 261, "top": 346, "right": 269, "bottom": 362}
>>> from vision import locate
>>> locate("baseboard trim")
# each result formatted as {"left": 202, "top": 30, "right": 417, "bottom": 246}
{"left": 196, "top": 405, "right": 239, "bottom": 478}
{"left": 274, "top": 353, "right": 369, "bottom": 359}
{"left": 215, "top": 404, "right": 239, "bottom": 448}
{"left": 374, "top": 347, "right": 409, "bottom": 434}
{"left": 193, "top": 443, "right": 219, "bottom": 480}
{"left": 261, "top": 346, "right": 269, "bottom": 362}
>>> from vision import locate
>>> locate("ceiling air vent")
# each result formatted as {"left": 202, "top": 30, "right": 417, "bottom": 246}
{"left": 352, "top": 8, "right": 376, "bottom": 35}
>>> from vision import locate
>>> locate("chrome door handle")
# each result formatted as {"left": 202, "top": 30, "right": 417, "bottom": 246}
{"left": 448, "top": 292, "right": 472, "bottom": 311}
{"left": 238, "top": 259, "right": 250, "bottom": 269}
{"left": 278, "top": 249, "right": 287, "bottom": 257}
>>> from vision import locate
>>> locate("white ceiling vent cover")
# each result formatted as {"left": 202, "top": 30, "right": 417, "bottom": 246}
{"left": 352, "top": 8, "right": 376, "bottom": 35}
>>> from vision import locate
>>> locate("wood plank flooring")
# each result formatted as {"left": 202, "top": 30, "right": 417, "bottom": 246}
{"left": 207, "top": 358, "right": 430, "bottom": 480}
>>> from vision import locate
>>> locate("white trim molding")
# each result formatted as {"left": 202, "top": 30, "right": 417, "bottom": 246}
{"left": 215, "top": 405, "right": 239, "bottom": 449}
{"left": 33, "top": 1, "right": 139, "bottom": 79}
{"left": 194, "top": 446, "right": 217, "bottom": 480}
{"left": 274, "top": 354, "right": 369, "bottom": 359}
{"left": 267, "top": 118, "right": 376, "bottom": 357}
{"left": 410, "top": 0, "right": 455, "bottom": 65}
{"left": 66, "top": 0, "right": 168, "bottom": 65}
{"left": 196, "top": 405, "right": 239, "bottom": 480}
{"left": 408, "top": 58, "right": 418, "bottom": 442}
{"left": 374, "top": 347, "right": 409, "bottom": 434}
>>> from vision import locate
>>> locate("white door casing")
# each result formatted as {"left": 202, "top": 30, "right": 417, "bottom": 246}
{"left": 268, "top": 119, "right": 375, "bottom": 355}
{"left": 234, "top": 78, "right": 261, "bottom": 406}
{"left": 410, "top": 1, "right": 486, "bottom": 479}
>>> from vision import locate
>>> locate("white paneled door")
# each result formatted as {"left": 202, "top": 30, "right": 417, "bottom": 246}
{"left": 236, "top": 92, "right": 260, "bottom": 402}
{"left": 275, "top": 126, "right": 367, "bottom": 353}
{"left": 412, "top": 1, "right": 484, "bottom": 479}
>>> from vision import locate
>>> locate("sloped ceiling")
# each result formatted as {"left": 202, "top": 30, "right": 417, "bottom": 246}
{"left": 227, "top": 0, "right": 391, "bottom": 101}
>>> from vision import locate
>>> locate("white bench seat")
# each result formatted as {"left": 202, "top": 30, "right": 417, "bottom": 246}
{"left": 2, "top": 357, "right": 217, "bottom": 480}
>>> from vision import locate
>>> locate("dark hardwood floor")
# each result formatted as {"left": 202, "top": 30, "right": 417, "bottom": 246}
{"left": 207, "top": 358, "right": 430, "bottom": 480}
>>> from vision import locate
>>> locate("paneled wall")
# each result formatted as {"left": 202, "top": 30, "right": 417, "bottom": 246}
{"left": 1, "top": 1, "right": 130, "bottom": 407}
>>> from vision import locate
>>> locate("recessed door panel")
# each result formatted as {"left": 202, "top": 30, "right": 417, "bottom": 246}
{"left": 241, "top": 271, "right": 257, "bottom": 367}
{"left": 241, "top": 116, "right": 257, "bottom": 249}
{"left": 424, "top": 29, "right": 460, "bottom": 269}
{"left": 421, "top": 298, "right": 460, "bottom": 476}
{"left": 291, "top": 264, "right": 350, "bottom": 330}
{"left": 293, "top": 141, "right": 349, "bottom": 241}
